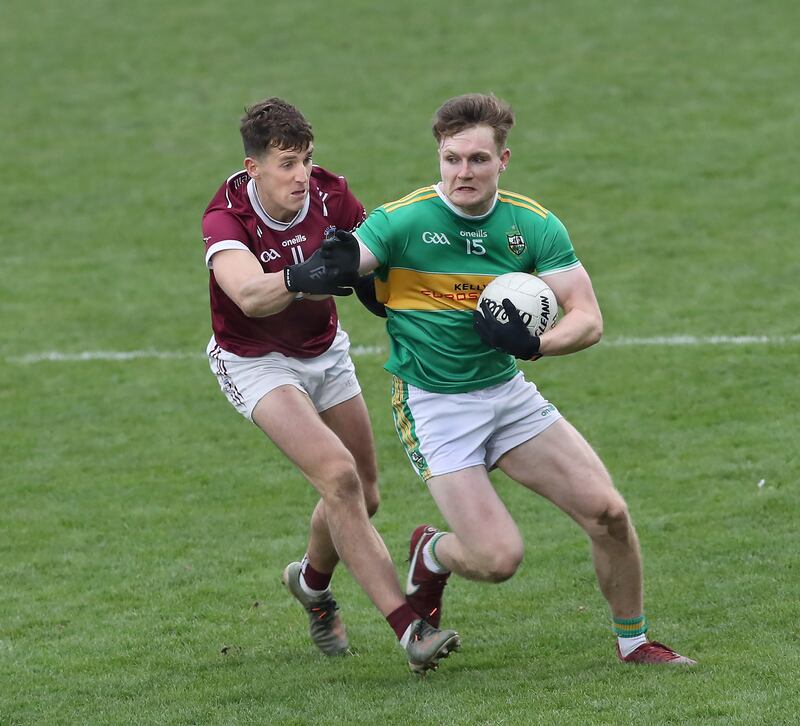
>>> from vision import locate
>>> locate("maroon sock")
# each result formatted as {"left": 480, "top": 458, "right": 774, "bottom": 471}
{"left": 387, "top": 603, "right": 419, "bottom": 641}
{"left": 301, "top": 558, "right": 332, "bottom": 591}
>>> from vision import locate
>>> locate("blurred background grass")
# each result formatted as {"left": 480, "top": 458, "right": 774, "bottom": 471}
{"left": 1, "top": 0, "right": 798, "bottom": 723}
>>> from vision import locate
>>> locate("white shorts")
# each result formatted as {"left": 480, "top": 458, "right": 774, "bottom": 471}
{"left": 207, "top": 326, "right": 361, "bottom": 421}
{"left": 391, "top": 372, "right": 562, "bottom": 480}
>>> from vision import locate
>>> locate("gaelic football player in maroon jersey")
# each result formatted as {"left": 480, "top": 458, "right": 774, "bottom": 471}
{"left": 202, "top": 98, "right": 459, "bottom": 674}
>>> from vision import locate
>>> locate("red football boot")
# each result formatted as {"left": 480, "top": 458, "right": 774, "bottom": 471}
{"left": 617, "top": 640, "right": 697, "bottom": 665}
{"left": 405, "top": 525, "right": 450, "bottom": 628}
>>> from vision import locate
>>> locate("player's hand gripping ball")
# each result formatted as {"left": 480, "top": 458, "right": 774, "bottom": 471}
{"left": 478, "top": 272, "right": 558, "bottom": 336}
{"left": 473, "top": 273, "right": 558, "bottom": 360}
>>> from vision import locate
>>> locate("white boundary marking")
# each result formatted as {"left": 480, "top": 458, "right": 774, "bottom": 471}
{"left": 605, "top": 335, "right": 800, "bottom": 346}
{"left": 5, "top": 336, "right": 799, "bottom": 364}
{"left": 7, "top": 345, "right": 388, "bottom": 364}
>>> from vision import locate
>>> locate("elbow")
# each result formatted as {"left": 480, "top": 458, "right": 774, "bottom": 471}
{"left": 239, "top": 294, "right": 270, "bottom": 318}
{"left": 239, "top": 297, "right": 262, "bottom": 318}
{"left": 589, "top": 314, "right": 603, "bottom": 345}
{"left": 239, "top": 292, "right": 289, "bottom": 318}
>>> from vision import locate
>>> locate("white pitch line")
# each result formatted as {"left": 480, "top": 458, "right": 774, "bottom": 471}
{"left": 10, "top": 350, "right": 199, "bottom": 363}
{"left": 6, "top": 336, "right": 799, "bottom": 364}
{"left": 8, "top": 345, "right": 388, "bottom": 364}
{"left": 604, "top": 334, "right": 800, "bottom": 346}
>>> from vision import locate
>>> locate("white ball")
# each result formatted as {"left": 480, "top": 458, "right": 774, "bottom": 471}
{"left": 478, "top": 272, "right": 558, "bottom": 336}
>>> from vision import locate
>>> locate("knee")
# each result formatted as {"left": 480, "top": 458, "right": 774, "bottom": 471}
{"left": 476, "top": 542, "right": 524, "bottom": 583}
{"left": 358, "top": 463, "right": 380, "bottom": 517}
{"left": 588, "top": 496, "right": 633, "bottom": 544}
{"left": 318, "top": 459, "right": 362, "bottom": 504}
{"left": 364, "top": 489, "right": 380, "bottom": 518}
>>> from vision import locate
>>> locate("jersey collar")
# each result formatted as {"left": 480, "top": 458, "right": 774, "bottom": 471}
{"left": 434, "top": 182, "right": 498, "bottom": 220}
{"left": 247, "top": 178, "right": 311, "bottom": 231}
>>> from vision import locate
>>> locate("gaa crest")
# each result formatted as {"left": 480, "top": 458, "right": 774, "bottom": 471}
{"left": 506, "top": 226, "right": 526, "bottom": 256}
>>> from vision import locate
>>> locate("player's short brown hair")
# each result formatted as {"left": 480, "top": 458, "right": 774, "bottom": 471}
{"left": 432, "top": 94, "right": 515, "bottom": 151}
{"left": 240, "top": 98, "right": 314, "bottom": 158}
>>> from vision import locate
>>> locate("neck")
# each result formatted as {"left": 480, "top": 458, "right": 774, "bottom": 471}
{"left": 254, "top": 179, "right": 297, "bottom": 223}
{"left": 458, "top": 200, "right": 492, "bottom": 216}
{"left": 436, "top": 183, "right": 497, "bottom": 219}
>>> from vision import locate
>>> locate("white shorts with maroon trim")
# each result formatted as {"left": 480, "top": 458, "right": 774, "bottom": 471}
{"left": 207, "top": 326, "right": 361, "bottom": 421}
{"left": 391, "top": 371, "right": 562, "bottom": 481}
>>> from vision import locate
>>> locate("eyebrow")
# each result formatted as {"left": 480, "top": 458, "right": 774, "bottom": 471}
{"left": 443, "top": 149, "right": 493, "bottom": 157}
{"left": 277, "top": 146, "right": 314, "bottom": 160}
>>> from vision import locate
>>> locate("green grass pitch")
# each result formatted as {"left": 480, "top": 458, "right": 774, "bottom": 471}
{"left": 1, "top": 0, "right": 799, "bottom": 723}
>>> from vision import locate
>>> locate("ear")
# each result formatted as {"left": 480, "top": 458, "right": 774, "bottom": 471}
{"left": 499, "top": 147, "right": 511, "bottom": 172}
{"left": 244, "top": 156, "right": 260, "bottom": 179}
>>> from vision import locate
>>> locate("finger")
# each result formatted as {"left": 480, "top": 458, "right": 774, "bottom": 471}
{"left": 501, "top": 298, "right": 524, "bottom": 325}
{"left": 479, "top": 299, "right": 495, "bottom": 318}
{"left": 334, "top": 230, "right": 356, "bottom": 244}
{"left": 473, "top": 307, "right": 487, "bottom": 326}
{"left": 321, "top": 240, "right": 337, "bottom": 254}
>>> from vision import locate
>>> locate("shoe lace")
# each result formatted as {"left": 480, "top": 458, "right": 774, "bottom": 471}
{"left": 412, "top": 619, "right": 435, "bottom": 643}
{"left": 309, "top": 598, "right": 338, "bottom": 622}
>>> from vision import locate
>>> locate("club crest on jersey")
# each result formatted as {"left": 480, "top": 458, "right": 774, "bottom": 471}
{"left": 324, "top": 225, "right": 337, "bottom": 240}
{"left": 506, "top": 226, "right": 526, "bottom": 256}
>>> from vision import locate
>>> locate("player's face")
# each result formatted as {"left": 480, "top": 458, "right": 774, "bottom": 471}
{"left": 438, "top": 125, "right": 510, "bottom": 216}
{"left": 246, "top": 143, "right": 313, "bottom": 222}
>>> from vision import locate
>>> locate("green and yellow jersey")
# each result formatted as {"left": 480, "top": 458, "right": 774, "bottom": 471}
{"left": 355, "top": 184, "right": 581, "bottom": 393}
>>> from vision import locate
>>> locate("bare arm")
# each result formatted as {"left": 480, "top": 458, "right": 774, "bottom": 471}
{"left": 357, "top": 241, "right": 380, "bottom": 275}
{"left": 211, "top": 249, "right": 297, "bottom": 318}
{"left": 538, "top": 266, "right": 603, "bottom": 356}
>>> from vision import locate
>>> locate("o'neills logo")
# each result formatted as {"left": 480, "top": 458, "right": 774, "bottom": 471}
{"left": 281, "top": 234, "right": 307, "bottom": 247}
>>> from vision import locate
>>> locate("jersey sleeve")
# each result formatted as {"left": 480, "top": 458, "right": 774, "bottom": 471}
{"left": 202, "top": 210, "right": 250, "bottom": 269}
{"left": 534, "top": 212, "right": 581, "bottom": 275}
{"left": 334, "top": 180, "right": 367, "bottom": 232}
{"left": 353, "top": 207, "right": 393, "bottom": 268}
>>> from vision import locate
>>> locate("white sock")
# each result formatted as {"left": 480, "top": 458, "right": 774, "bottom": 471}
{"left": 422, "top": 533, "right": 450, "bottom": 574}
{"left": 299, "top": 576, "right": 328, "bottom": 599}
{"left": 618, "top": 634, "right": 648, "bottom": 657}
{"left": 299, "top": 555, "right": 330, "bottom": 598}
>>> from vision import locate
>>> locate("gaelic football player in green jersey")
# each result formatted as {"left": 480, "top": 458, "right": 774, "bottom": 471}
{"left": 304, "top": 94, "right": 695, "bottom": 665}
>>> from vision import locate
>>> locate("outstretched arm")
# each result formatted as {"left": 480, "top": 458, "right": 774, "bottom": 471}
{"left": 212, "top": 249, "right": 296, "bottom": 317}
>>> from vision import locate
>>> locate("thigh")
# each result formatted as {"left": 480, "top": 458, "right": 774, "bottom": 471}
{"left": 252, "top": 384, "right": 354, "bottom": 487}
{"left": 485, "top": 373, "right": 562, "bottom": 468}
{"left": 427, "top": 465, "right": 522, "bottom": 556}
{"left": 496, "top": 418, "right": 622, "bottom": 526}
{"left": 391, "top": 375, "right": 492, "bottom": 481}
{"left": 207, "top": 340, "right": 309, "bottom": 421}
{"left": 320, "top": 393, "right": 378, "bottom": 489}
{"left": 308, "top": 328, "right": 361, "bottom": 413}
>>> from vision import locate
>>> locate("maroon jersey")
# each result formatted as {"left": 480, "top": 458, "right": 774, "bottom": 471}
{"left": 203, "top": 166, "right": 366, "bottom": 357}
